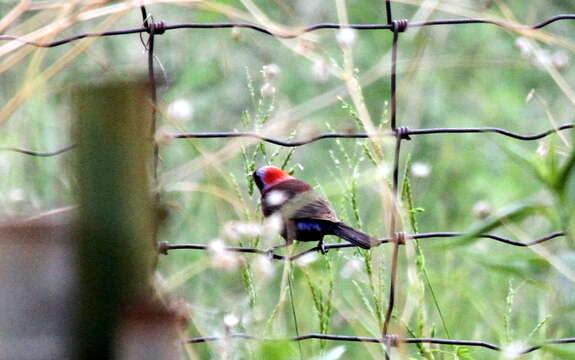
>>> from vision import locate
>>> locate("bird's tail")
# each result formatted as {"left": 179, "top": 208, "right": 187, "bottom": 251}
{"left": 330, "top": 222, "right": 377, "bottom": 249}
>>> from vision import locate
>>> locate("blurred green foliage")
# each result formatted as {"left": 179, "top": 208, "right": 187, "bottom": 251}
{"left": 1, "top": 0, "right": 575, "bottom": 359}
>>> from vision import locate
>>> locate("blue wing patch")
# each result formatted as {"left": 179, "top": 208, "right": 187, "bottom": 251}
{"left": 296, "top": 221, "right": 323, "bottom": 232}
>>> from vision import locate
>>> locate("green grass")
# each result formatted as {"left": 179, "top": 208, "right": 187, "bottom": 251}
{"left": 1, "top": 0, "right": 575, "bottom": 359}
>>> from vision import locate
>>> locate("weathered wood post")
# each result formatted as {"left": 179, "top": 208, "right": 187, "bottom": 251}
{"left": 72, "top": 79, "right": 161, "bottom": 359}
{"left": 0, "top": 219, "right": 74, "bottom": 359}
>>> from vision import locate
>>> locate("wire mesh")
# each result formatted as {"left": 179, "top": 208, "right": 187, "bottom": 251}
{"left": 1, "top": 1, "right": 574, "bottom": 357}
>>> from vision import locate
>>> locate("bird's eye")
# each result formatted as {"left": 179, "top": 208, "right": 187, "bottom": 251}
{"left": 253, "top": 171, "right": 264, "bottom": 191}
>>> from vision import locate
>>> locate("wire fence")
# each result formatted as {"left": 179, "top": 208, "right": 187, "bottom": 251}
{"left": 2, "top": 1, "right": 575, "bottom": 357}
{"left": 185, "top": 332, "right": 575, "bottom": 356}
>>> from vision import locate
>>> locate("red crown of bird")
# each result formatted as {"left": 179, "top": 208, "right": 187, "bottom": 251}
{"left": 254, "top": 166, "right": 294, "bottom": 190}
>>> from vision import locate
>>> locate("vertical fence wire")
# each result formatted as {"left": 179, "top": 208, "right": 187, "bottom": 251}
{"left": 140, "top": 5, "right": 160, "bottom": 189}
{"left": 382, "top": 4, "right": 407, "bottom": 355}
{"left": 1, "top": 3, "right": 575, "bottom": 356}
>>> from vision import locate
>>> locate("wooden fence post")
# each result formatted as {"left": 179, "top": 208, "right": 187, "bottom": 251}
{"left": 0, "top": 219, "right": 74, "bottom": 359}
{"left": 72, "top": 79, "right": 158, "bottom": 359}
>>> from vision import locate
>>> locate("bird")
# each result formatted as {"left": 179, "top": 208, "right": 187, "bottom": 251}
{"left": 253, "top": 165, "right": 377, "bottom": 253}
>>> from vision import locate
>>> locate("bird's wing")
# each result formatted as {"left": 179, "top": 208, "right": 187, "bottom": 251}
{"left": 262, "top": 178, "right": 339, "bottom": 222}
{"left": 288, "top": 192, "right": 339, "bottom": 223}
{"left": 261, "top": 179, "right": 310, "bottom": 217}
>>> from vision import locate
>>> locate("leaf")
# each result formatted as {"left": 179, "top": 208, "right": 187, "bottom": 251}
{"left": 452, "top": 201, "right": 547, "bottom": 247}
{"left": 256, "top": 340, "right": 299, "bottom": 360}
{"left": 499, "top": 141, "right": 553, "bottom": 188}
{"left": 543, "top": 345, "right": 575, "bottom": 359}
{"left": 456, "top": 346, "right": 474, "bottom": 360}
{"left": 241, "top": 263, "right": 256, "bottom": 308}
{"left": 555, "top": 149, "right": 575, "bottom": 193}
{"left": 311, "top": 345, "right": 346, "bottom": 360}
{"left": 471, "top": 253, "right": 550, "bottom": 279}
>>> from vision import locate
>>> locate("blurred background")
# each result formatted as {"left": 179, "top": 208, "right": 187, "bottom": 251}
{"left": 0, "top": 0, "right": 574, "bottom": 359}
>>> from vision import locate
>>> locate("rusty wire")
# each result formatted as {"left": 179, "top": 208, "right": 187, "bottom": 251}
{"left": 2, "top": 14, "right": 575, "bottom": 46}
{"left": 159, "top": 230, "right": 567, "bottom": 261}
{"left": 0, "top": 144, "right": 76, "bottom": 156}
{"left": 185, "top": 332, "right": 575, "bottom": 355}
{"left": 383, "top": 17, "right": 406, "bottom": 343}
{"left": 1, "top": 2, "right": 574, "bottom": 357}
{"left": 2, "top": 124, "right": 573, "bottom": 156}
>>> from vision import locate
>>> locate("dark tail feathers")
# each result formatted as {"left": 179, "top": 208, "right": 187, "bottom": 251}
{"left": 330, "top": 222, "right": 377, "bottom": 249}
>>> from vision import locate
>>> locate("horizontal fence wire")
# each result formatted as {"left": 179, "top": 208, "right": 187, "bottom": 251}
{"left": 174, "top": 124, "right": 575, "bottom": 143}
{"left": 0, "top": 144, "right": 76, "bottom": 156}
{"left": 2, "top": 2, "right": 574, "bottom": 357}
{"left": 2, "top": 124, "right": 574, "bottom": 156}
{"left": 159, "top": 231, "right": 567, "bottom": 261}
{"left": 2, "top": 14, "right": 575, "bottom": 46}
{"left": 186, "top": 332, "right": 575, "bottom": 355}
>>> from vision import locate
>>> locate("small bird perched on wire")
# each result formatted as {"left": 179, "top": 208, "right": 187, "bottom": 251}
{"left": 253, "top": 165, "right": 378, "bottom": 253}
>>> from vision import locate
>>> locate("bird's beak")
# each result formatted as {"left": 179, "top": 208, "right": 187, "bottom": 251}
{"left": 253, "top": 171, "right": 264, "bottom": 192}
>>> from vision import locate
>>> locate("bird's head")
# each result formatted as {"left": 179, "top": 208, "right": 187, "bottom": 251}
{"left": 253, "top": 166, "right": 293, "bottom": 192}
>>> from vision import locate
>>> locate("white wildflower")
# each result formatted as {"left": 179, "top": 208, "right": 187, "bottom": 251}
{"left": 235, "top": 222, "right": 262, "bottom": 237}
{"left": 336, "top": 28, "right": 357, "bottom": 47}
{"left": 166, "top": 98, "right": 193, "bottom": 122}
{"left": 295, "top": 38, "right": 315, "bottom": 55}
{"left": 340, "top": 258, "right": 362, "bottom": 278}
{"left": 534, "top": 49, "right": 553, "bottom": 69}
{"left": 208, "top": 239, "right": 241, "bottom": 270}
{"left": 209, "top": 239, "right": 226, "bottom": 254}
{"left": 377, "top": 163, "right": 391, "bottom": 177}
{"left": 260, "top": 82, "right": 276, "bottom": 97}
{"left": 552, "top": 50, "right": 570, "bottom": 69}
{"left": 312, "top": 59, "right": 331, "bottom": 83}
{"left": 224, "top": 221, "right": 262, "bottom": 241}
{"left": 261, "top": 64, "right": 280, "bottom": 81}
{"left": 501, "top": 342, "right": 527, "bottom": 359}
{"left": 410, "top": 162, "right": 431, "bottom": 178}
{"left": 0, "top": 155, "right": 10, "bottom": 175}
{"left": 525, "top": 89, "right": 535, "bottom": 103}
{"left": 471, "top": 239, "right": 489, "bottom": 253}
{"left": 536, "top": 141, "right": 549, "bottom": 157}
{"left": 231, "top": 27, "right": 241, "bottom": 40}
{"left": 223, "top": 314, "right": 239, "bottom": 328}
{"left": 472, "top": 200, "right": 492, "bottom": 219}
{"left": 8, "top": 188, "right": 24, "bottom": 202}
{"left": 295, "top": 252, "right": 319, "bottom": 267}
{"left": 262, "top": 214, "right": 283, "bottom": 238}
{"left": 154, "top": 126, "right": 174, "bottom": 146}
{"left": 253, "top": 256, "right": 274, "bottom": 279}
{"left": 312, "top": 345, "right": 346, "bottom": 360}
{"left": 515, "top": 37, "right": 533, "bottom": 57}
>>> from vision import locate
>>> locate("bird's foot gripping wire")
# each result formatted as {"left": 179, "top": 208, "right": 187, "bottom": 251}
{"left": 318, "top": 240, "right": 328, "bottom": 255}
{"left": 266, "top": 243, "right": 289, "bottom": 258}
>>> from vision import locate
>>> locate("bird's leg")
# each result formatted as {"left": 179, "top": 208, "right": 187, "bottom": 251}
{"left": 266, "top": 242, "right": 289, "bottom": 257}
{"left": 267, "top": 221, "right": 296, "bottom": 257}
{"left": 318, "top": 238, "right": 328, "bottom": 255}
{"left": 273, "top": 243, "right": 290, "bottom": 250}
{"left": 286, "top": 220, "right": 296, "bottom": 246}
